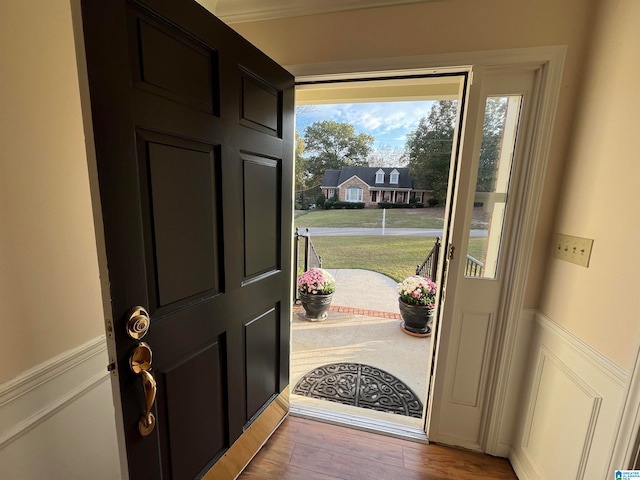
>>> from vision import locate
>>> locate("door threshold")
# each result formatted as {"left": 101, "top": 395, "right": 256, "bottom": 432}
{"left": 289, "top": 403, "right": 429, "bottom": 444}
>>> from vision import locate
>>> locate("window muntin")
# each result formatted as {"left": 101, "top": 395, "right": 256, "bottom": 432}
{"left": 375, "top": 169, "right": 384, "bottom": 184}
{"left": 390, "top": 169, "right": 399, "bottom": 184}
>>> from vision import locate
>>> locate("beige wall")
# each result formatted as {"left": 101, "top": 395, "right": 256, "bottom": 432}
{"left": 231, "top": 0, "right": 598, "bottom": 310}
{"left": 0, "top": 0, "right": 104, "bottom": 382}
{"left": 539, "top": 0, "right": 640, "bottom": 370}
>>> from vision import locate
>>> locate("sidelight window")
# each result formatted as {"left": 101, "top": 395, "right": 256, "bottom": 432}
{"left": 464, "top": 95, "right": 522, "bottom": 279}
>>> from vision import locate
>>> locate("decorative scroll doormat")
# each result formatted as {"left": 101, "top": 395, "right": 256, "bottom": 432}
{"left": 293, "top": 362, "right": 423, "bottom": 418}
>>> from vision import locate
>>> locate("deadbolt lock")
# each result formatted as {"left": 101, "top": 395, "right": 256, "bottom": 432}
{"left": 126, "top": 306, "right": 150, "bottom": 339}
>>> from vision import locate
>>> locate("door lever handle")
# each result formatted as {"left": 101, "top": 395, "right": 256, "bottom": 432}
{"left": 138, "top": 370, "right": 156, "bottom": 436}
{"left": 129, "top": 342, "right": 156, "bottom": 436}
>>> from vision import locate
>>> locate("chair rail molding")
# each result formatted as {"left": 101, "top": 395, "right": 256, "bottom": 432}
{"left": 0, "top": 335, "right": 109, "bottom": 448}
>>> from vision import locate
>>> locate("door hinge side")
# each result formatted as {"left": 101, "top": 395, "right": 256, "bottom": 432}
{"left": 448, "top": 244, "right": 456, "bottom": 260}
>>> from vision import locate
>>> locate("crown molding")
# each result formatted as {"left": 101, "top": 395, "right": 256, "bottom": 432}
{"left": 210, "top": 0, "right": 439, "bottom": 24}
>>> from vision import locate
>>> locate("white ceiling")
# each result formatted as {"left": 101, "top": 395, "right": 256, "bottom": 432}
{"left": 197, "top": 0, "right": 439, "bottom": 24}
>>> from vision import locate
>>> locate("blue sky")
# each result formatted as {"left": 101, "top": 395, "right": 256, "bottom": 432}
{"left": 295, "top": 101, "right": 436, "bottom": 150}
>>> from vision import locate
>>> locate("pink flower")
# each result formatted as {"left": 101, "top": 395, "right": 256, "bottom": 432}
{"left": 297, "top": 268, "right": 335, "bottom": 295}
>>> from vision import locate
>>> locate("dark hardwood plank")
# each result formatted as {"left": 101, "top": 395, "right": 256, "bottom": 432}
{"left": 239, "top": 416, "right": 518, "bottom": 480}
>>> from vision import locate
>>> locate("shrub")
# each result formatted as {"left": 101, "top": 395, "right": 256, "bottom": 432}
{"left": 324, "top": 195, "right": 338, "bottom": 210}
{"left": 376, "top": 202, "right": 412, "bottom": 209}
{"left": 316, "top": 193, "right": 326, "bottom": 208}
{"left": 427, "top": 198, "right": 439, "bottom": 207}
{"left": 331, "top": 201, "right": 364, "bottom": 209}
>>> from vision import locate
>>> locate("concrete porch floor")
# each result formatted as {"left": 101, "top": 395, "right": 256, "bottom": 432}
{"left": 290, "top": 269, "right": 432, "bottom": 428}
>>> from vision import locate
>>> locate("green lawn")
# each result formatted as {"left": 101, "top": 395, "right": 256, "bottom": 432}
{"left": 295, "top": 207, "right": 490, "bottom": 229}
{"left": 306, "top": 235, "right": 488, "bottom": 283}
{"left": 295, "top": 208, "right": 446, "bottom": 229}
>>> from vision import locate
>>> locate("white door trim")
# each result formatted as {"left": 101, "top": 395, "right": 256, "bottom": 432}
{"left": 286, "top": 46, "right": 565, "bottom": 81}
{"left": 286, "top": 45, "right": 566, "bottom": 453}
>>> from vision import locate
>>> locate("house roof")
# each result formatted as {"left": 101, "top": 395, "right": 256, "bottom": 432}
{"left": 320, "top": 167, "right": 414, "bottom": 189}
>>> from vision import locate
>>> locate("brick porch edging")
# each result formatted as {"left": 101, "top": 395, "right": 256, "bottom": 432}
{"left": 293, "top": 303, "right": 401, "bottom": 320}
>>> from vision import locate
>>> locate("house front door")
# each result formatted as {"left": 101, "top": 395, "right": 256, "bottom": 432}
{"left": 80, "top": 1, "right": 294, "bottom": 478}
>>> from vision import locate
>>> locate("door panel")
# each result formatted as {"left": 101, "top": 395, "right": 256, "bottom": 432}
{"left": 81, "top": 1, "right": 293, "bottom": 478}
{"left": 240, "top": 71, "right": 281, "bottom": 135}
{"left": 245, "top": 307, "right": 280, "bottom": 419}
{"left": 160, "top": 342, "right": 227, "bottom": 480}
{"left": 243, "top": 154, "right": 281, "bottom": 279}
{"left": 141, "top": 132, "right": 222, "bottom": 307}
{"left": 131, "top": 15, "right": 218, "bottom": 113}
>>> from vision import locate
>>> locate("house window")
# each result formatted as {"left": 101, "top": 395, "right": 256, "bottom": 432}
{"left": 345, "top": 186, "right": 363, "bottom": 202}
{"left": 375, "top": 169, "right": 385, "bottom": 184}
{"left": 415, "top": 192, "right": 423, "bottom": 203}
{"left": 397, "top": 192, "right": 404, "bottom": 202}
{"left": 327, "top": 188, "right": 335, "bottom": 199}
{"left": 390, "top": 169, "right": 399, "bottom": 184}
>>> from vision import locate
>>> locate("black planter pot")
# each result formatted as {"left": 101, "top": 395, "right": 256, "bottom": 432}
{"left": 398, "top": 298, "right": 435, "bottom": 335}
{"left": 300, "top": 292, "right": 333, "bottom": 321}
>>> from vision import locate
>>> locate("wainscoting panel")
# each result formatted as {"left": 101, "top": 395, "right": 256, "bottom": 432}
{"left": 0, "top": 336, "right": 120, "bottom": 479}
{"left": 510, "top": 313, "right": 628, "bottom": 480}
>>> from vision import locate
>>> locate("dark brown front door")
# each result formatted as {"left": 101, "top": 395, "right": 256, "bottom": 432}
{"left": 80, "top": 1, "right": 293, "bottom": 478}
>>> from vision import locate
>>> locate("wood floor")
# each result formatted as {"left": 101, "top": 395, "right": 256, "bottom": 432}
{"left": 239, "top": 416, "right": 518, "bottom": 479}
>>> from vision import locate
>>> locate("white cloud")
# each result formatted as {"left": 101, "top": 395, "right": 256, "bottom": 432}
{"left": 297, "top": 100, "right": 436, "bottom": 148}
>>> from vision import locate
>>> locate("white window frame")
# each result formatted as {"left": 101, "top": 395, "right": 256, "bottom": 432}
{"left": 345, "top": 185, "right": 363, "bottom": 202}
{"left": 327, "top": 188, "right": 335, "bottom": 199}
{"left": 375, "top": 169, "right": 385, "bottom": 184}
{"left": 390, "top": 169, "right": 399, "bottom": 184}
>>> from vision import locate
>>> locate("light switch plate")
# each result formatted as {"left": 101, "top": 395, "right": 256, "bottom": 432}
{"left": 554, "top": 233, "right": 594, "bottom": 267}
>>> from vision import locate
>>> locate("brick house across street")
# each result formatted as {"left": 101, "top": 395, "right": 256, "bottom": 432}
{"left": 320, "top": 166, "right": 428, "bottom": 208}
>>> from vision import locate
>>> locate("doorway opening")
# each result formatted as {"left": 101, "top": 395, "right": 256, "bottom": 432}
{"left": 289, "top": 73, "right": 470, "bottom": 437}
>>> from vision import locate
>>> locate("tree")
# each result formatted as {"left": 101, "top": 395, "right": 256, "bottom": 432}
{"left": 294, "top": 131, "right": 306, "bottom": 194}
{"left": 405, "top": 98, "right": 508, "bottom": 205}
{"left": 302, "top": 121, "right": 374, "bottom": 189}
{"left": 405, "top": 101, "right": 457, "bottom": 204}
{"left": 476, "top": 97, "right": 507, "bottom": 192}
{"left": 367, "top": 144, "right": 408, "bottom": 167}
